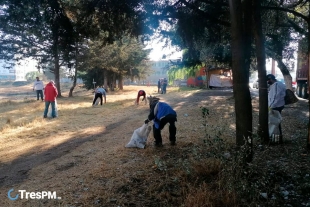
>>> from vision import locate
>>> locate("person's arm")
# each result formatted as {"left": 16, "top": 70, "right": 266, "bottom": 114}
{"left": 148, "top": 102, "right": 157, "bottom": 121}
{"left": 136, "top": 93, "right": 140, "bottom": 104}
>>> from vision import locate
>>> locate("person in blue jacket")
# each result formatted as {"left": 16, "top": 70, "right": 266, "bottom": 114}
{"left": 145, "top": 96, "right": 177, "bottom": 146}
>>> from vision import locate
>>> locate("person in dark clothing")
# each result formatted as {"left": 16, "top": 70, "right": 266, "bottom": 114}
{"left": 92, "top": 86, "right": 106, "bottom": 106}
{"left": 162, "top": 78, "right": 168, "bottom": 94}
{"left": 157, "top": 79, "right": 161, "bottom": 93}
{"left": 136, "top": 90, "right": 147, "bottom": 105}
{"left": 145, "top": 96, "right": 177, "bottom": 146}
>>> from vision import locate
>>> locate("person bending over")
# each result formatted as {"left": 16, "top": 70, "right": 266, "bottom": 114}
{"left": 145, "top": 96, "right": 177, "bottom": 147}
{"left": 136, "top": 90, "right": 147, "bottom": 105}
{"left": 93, "top": 86, "right": 106, "bottom": 106}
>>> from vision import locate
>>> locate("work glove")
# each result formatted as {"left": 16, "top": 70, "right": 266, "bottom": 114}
{"left": 144, "top": 119, "right": 149, "bottom": 124}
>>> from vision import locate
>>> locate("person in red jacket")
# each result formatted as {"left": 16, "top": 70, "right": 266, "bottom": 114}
{"left": 135, "top": 90, "right": 146, "bottom": 105}
{"left": 43, "top": 80, "right": 58, "bottom": 118}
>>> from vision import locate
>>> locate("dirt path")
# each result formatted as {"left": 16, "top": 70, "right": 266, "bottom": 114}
{"left": 0, "top": 85, "right": 308, "bottom": 206}
{"left": 0, "top": 88, "right": 234, "bottom": 184}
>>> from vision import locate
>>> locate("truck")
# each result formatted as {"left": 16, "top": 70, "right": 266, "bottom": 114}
{"left": 296, "top": 40, "right": 309, "bottom": 99}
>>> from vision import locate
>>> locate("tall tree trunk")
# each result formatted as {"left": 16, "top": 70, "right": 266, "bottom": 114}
{"left": 253, "top": 0, "right": 269, "bottom": 143}
{"left": 271, "top": 59, "right": 276, "bottom": 75}
{"left": 54, "top": 52, "right": 61, "bottom": 97}
{"left": 112, "top": 73, "right": 116, "bottom": 90}
{"left": 229, "top": 0, "right": 253, "bottom": 163}
{"left": 274, "top": 58, "right": 293, "bottom": 91}
{"left": 104, "top": 69, "right": 108, "bottom": 91}
{"left": 307, "top": 9, "right": 310, "bottom": 149}
{"left": 52, "top": 23, "right": 61, "bottom": 97}
{"left": 119, "top": 73, "right": 124, "bottom": 90}
{"left": 69, "top": 43, "right": 78, "bottom": 97}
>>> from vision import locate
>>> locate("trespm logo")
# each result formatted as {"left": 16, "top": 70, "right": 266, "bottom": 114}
{"left": 8, "top": 189, "right": 61, "bottom": 200}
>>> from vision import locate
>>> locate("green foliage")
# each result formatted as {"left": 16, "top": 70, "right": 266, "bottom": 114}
{"left": 200, "top": 106, "right": 209, "bottom": 119}
{"left": 25, "top": 71, "right": 42, "bottom": 82}
{"left": 79, "top": 35, "right": 152, "bottom": 87}
{"left": 167, "top": 64, "right": 201, "bottom": 82}
{"left": 154, "top": 156, "right": 167, "bottom": 172}
{"left": 79, "top": 68, "right": 105, "bottom": 90}
{"left": 0, "top": 0, "right": 75, "bottom": 65}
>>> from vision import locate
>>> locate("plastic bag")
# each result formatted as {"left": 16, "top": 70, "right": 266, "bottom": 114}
{"left": 268, "top": 110, "right": 282, "bottom": 137}
{"left": 47, "top": 100, "right": 58, "bottom": 117}
{"left": 93, "top": 94, "right": 100, "bottom": 105}
{"left": 125, "top": 124, "right": 152, "bottom": 148}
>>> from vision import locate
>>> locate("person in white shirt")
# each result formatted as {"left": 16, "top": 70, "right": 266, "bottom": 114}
{"left": 33, "top": 77, "right": 44, "bottom": 101}
{"left": 92, "top": 86, "right": 106, "bottom": 106}
{"left": 267, "top": 74, "right": 286, "bottom": 142}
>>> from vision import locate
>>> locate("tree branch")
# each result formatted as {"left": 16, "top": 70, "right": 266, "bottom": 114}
{"left": 261, "top": 6, "right": 309, "bottom": 23}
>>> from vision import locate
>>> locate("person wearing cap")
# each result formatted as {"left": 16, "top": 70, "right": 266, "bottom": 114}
{"left": 92, "top": 86, "right": 106, "bottom": 106}
{"left": 33, "top": 77, "right": 44, "bottom": 101}
{"left": 144, "top": 96, "right": 177, "bottom": 146}
{"left": 267, "top": 74, "right": 286, "bottom": 142}
{"left": 135, "top": 90, "right": 147, "bottom": 105}
{"left": 43, "top": 80, "right": 58, "bottom": 118}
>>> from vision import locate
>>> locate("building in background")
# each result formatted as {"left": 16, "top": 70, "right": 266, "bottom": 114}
{"left": 14, "top": 58, "right": 38, "bottom": 81}
{"left": 143, "top": 59, "right": 182, "bottom": 85}
{"left": 145, "top": 60, "right": 170, "bottom": 85}
{"left": 0, "top": 58, "right": 38, "bottom": 81}
{"left": 0, "top": 60, "right": 15, "bottom": 81}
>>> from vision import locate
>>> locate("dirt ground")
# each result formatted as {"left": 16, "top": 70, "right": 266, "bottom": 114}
{"left": 0, "top": 82, "right": 309, "bottom": 206}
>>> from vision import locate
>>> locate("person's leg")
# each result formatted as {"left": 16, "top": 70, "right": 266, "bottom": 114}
{"left": 51, "top": 101, "right": 56, "bottom": 117}
{"left": 92, "top": 93, "right": 99, "bottom": 105}
{"left": 36, "top": 90, "right": 39, "bottom": 100}
{"left": 99, "top": 94, "right": 103, "bottom": 105}
{"left": 169, "top": 122, "right": 176, "bottom": 144}
{"left": 39, "top": 90, "right": 43, "bottom": 100}
{"left": 153, "top": 124, "right": 162, "bottom": 146}
{"left": 272, "top": 106, "right": 284, "bottom": 143}
{"left": 43, "top": 101, "right": 50, "bottom": 117}
{"left": 162, "top": 115, "right": 177, "bottom": 144}
{"left": 143, "top": 95, "right": 147, "bottom": 104}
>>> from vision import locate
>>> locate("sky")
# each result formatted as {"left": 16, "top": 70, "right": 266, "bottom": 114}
{"left": 146, "top": 38, "right": 182, "bottom": 61}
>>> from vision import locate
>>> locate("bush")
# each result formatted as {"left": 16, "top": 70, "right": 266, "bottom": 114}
{"left": 12, "top": 81, "right": 29, "bottom": 86}
{"left": 25, "top": 71, "right": 42, "bottom": 82}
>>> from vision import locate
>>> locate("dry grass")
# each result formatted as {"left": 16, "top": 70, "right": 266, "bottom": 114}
{"left": 0, "top": 82, "right": 309, "bottom": 207}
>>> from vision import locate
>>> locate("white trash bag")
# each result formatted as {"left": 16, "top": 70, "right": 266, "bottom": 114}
{"left": 125, "top": 124, "right": 152, "bottom": 149}
{"left": 268, "top": 110, "right": 282, "bottom": 137}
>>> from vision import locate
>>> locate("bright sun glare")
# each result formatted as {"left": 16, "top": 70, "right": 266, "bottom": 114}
{"left": 146, "top": 38, "right": 182, "bottom": 61}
